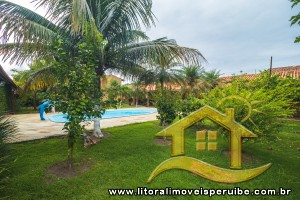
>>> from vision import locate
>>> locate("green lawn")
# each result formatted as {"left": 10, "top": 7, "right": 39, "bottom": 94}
{"left": 2, "top": 120, "right": 300, "bottom": 199}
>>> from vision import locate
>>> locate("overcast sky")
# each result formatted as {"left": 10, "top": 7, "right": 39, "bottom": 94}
{"left": 2, "top": 0, "right": 300, "bottom": 76}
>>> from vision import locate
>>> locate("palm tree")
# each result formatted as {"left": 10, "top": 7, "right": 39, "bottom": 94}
{"left": 0, "top": 0, "right": 206, "bottom": 136}
{"left": 12, "top": 60, "right": 56, "bottom": 110}
{"left": 201, "top": 69, "right": 222, "bottom": 92}
{"left": 137, "top": 55, "right": 184, "bottom": 93}
{"left": 183, "top": 65, "right": 204, "bottom": 88}
{"left": 181, "top": 65, "right": 204, "bottom": 97}
{"left": 0, "top": 0, "right": 204, "bottom": 75}
{"left": 131, "top": 80, "right": 146, "bottom": 107}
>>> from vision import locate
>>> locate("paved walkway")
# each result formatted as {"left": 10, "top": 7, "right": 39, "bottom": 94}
{"left": 10, "top": 110, "right": 157, "bottom": 142}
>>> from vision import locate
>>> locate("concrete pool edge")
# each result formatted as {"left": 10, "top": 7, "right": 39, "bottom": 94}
{"left": 9, "top": 109, "right": 158, "bottom": 142}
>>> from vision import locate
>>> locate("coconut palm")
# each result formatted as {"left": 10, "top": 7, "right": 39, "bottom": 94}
{"left": 0, "top": 0, "right": 206, "bottom": 136}
{"left": 0, "top": 0, "right": 204, "bottom": 74}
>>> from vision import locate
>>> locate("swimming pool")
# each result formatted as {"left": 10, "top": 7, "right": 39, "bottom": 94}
{"left": 48, "top": 108, "right": 157, "bottom": 123}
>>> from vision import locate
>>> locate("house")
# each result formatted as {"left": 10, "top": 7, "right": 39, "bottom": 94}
{"left": 0, "top": 65, "right": 17, "bottom": 114}
{"left": 221, "top": 65, "right": 300, "bottom": 83}
{"left": 144, "top": 66, "right": 300, "bottom": 90}
{"left": 145, "top": 83, "right": 182, "bottom": 91}
{"left": 100, "top": 74, "right": 123, "bottom": 90}
{"left": 156, "top": 105, "right": 257, "bottom": 169}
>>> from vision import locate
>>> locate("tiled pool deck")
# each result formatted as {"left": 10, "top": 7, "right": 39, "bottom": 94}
{"left": 9, "top": 109, "right": 157, "bottom": 142}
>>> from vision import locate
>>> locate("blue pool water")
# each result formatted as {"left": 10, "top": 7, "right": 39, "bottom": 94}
{"left": 48, "top": 108, "right": 157, "bottom": 123}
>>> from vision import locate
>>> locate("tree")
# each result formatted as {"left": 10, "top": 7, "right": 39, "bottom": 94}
{"left": 131, "top": 80, "right": 146, "bottom": 107}
{"left": 106, "top": 80, "right": 123, "bottom": 108}
{"left": 181, "top": 65, "right": 204, "bottom": 97}
{"left": 200, "top": 69, "right": 221, "bottom": 92}
{"left": 0, "top": 0, "right": 204, "bottom": 79}
{"left": 203, "top": 72, "right": 299, "bottom": 140}
{"left": 155, "top": 90, "right": 179, "bottom": 126}
{"left": 119, "top": 85, "right": 133, "bottom": 107}
{"left": 290, "top": 0, "right": 300, "bottom": 42}
{"left": 183, "top": 65, "right": 204, "bottom": 88}
{"left": 138, "top": 56, "right": 184, "bottom": 93}
{"left": 0, "top": 0, "right": 205, "bottom": 165}
{"left": 0, "top": 0, "right": 205, "bottom": 133}
{"left": 51, "top": 38, "right": 104, "bottom": 167}
{"left": 12, "top": 59, "right": 56, "bottom": 110}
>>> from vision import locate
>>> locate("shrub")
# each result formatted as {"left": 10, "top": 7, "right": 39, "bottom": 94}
{"left": 0, "top": 115, "right": 17, "bottom": 195}
{"left": 203, "top": 73, "right": 299, "bottom": 140}
{"left": 250, "top": 72, "right": 300, "bottom": 116}
{"left": 155, "top": 90, "right": 178, "bottom": 126}
{"left": 176, "top": 94, "right": 204, "bottom": 119}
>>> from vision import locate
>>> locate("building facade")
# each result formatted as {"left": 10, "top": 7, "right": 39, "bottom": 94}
{"left": 0, "top": 65, "right": 17, "bottom": 114}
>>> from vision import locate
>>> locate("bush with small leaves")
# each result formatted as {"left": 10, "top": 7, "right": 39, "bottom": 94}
{"left": 203, "top": 72, "right": 299, "bottom": 140}
{"left": 155, "top": 91, "right": 178, "bottom": 126}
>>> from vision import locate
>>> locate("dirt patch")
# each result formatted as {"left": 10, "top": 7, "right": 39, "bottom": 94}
{"left": 288, "top": 117, "right": 300, "bottom": 122}
{"left": 221, "top": 149, "right": 256, "bottom": 165}
{"left": 84, "top": 131, "right": 110, "bottom": 148}
{"left": 154, "top": 139, "right": 171, "bottom": 146}
{"left": 45, "top": 158, "right": 94, "bottom": 184}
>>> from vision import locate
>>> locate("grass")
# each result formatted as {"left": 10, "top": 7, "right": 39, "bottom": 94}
{"left": 2, "top": 120, "right": 300, "bottom": 199}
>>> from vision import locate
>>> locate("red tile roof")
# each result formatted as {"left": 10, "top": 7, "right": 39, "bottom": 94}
{"left": 221, "top": 66, "right": 300, "bottom": 83}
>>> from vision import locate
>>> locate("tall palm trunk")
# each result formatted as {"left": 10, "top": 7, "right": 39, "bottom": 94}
{"left": 93, "top": 68, "right": 104, "bottom": 138}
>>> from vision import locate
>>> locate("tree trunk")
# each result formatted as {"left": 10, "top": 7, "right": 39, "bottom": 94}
{"left": 93, "top": 68, "right": 104, "bottom": 138}
{"left": 135, "top": 96, "right": 138, "bottom": 107}
{"left": 146, "top": 93, "right": 150, "bottom": 107}
{"left": 33, "top": 91, "right": 37, "bottom": 110}
{"left": 68, "top": 133, "right": 74, "bottom": 169}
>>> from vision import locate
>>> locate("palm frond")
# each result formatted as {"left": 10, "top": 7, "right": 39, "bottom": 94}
{"left": 0, "top": 1, "right": 60, "bottom": 43}
{"left": 0, "top": 115, "right": 17, "bottom": 144}
{"left": 122, "top": 38, "right": 206, "bottom": 67}
{"left": 23, "top": 65, "right": 57, "bottom": 91}
{"left": 106, "top": 30, "right": 149, "bottom": 50}
{"left": 71, "top": 0, "right": 96, "bottom": 33}
{"left": 0, "top": 43, "right": 51, "bottom": 65}
{"left": 100, "top": 0, "right": 156, "bottom": 38}
{"left": 86, "top": 0, "right": 109, "bottom": 28}
{"left": 33, "top": 0, "right": 97, "bottom": 35}
{"left": 105, "top": 59, "right": 146, "bottom": 80}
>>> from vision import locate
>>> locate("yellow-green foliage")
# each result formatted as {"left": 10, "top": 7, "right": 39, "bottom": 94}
{"left": 204, "top": 72, "right": 300, "bottom": 139}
